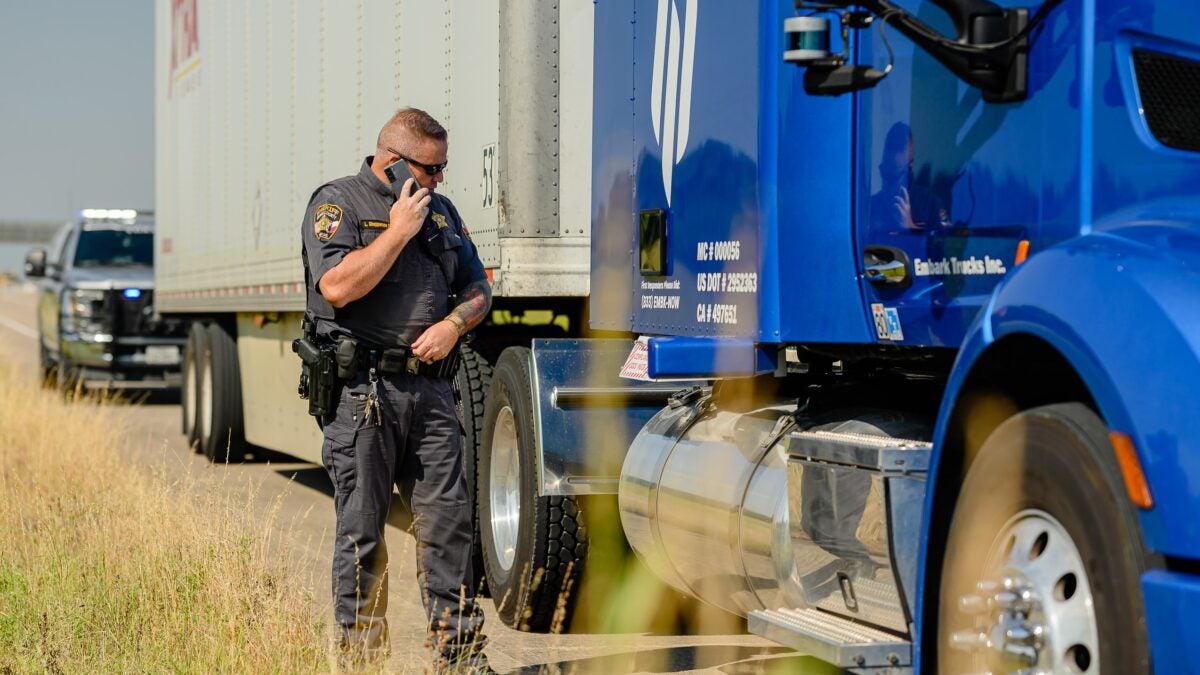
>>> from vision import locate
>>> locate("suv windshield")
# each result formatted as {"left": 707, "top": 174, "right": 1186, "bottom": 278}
{"left": 74, "top": 229, "right": 154, "bottom": 268}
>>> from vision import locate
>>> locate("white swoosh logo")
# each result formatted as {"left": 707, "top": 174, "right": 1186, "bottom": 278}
{"left": 651, "top": 0, "right": 697, "bottom": 206}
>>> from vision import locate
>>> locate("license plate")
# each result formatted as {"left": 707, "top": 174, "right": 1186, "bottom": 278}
{"left": 144, "top": 345, "right": 180, "bottom": 365}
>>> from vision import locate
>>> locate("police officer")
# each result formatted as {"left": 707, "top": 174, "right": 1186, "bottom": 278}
{"left": 301, "top": 107, "right": 493, "bottom": 669}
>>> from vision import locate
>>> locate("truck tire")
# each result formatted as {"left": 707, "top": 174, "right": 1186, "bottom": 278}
{"left": 198, "top": 323, "right": 246, "bottom": 463}
{"left": 56, "top": 349, "right": 81, "bottom": 396}
{"left": 38, "top": 343, "right": 56, "bottom": 388}
{"left": 938, "top": 403, "right": 1150, "bottom": 675}
{"left": 478, "top": 346, "right": 587, "bottom": 632}
{"left": 454, "top": 343, "right": 493, "bottom": 597}
{"left": 181, "top": 322, "right": 207, "bottom": 448}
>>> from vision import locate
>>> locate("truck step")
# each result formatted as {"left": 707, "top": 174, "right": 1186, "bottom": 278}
{"left": 747, "top": 607, "right": 912, "bottom": 671}
{"left": 785, "top": 429, "right": 932, "bottom": 474}
{"left": 809, "top": 573, "right": 909, "bottom": 635}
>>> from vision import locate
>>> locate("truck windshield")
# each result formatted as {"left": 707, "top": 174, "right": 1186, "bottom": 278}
{"left": 74, "top": 229, "right": 154, "bottom": 268}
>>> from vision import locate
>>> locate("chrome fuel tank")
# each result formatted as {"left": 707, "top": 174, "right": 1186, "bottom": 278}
{"left": 619, "top": 394, "right": 930, "bottom": 634}
{"left": 619, "top": 399, "right": 799, "bottom": 616}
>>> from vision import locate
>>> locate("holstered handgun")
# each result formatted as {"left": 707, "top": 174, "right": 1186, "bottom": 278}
{"left": 293, "top": 317, "right": 337, "bottom": 419}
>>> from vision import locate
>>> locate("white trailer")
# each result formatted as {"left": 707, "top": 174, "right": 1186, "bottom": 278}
{"left": 154, "top": 0, "right": 594, "bottom": 463}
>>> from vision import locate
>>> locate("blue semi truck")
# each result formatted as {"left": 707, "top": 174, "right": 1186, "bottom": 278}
{"left": 154, "top": 0, "right": 1196, "bottom": 670}
{"left": 471, "top": 0, "right": 1200, "bottom": 672}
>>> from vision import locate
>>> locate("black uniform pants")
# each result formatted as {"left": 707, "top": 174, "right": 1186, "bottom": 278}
{"left": 320, "top": 371, "right": 485, "bottom": 658}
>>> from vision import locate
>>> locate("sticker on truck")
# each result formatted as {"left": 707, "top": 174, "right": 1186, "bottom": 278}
{"left": 619, "top": 337, "right": 652, "bottom": 381}
{"left": 871, "top": 303, "right": 904, "bottom": 342}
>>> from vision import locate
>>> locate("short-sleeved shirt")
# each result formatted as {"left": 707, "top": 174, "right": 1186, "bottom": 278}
{"left": 301, "top": 157, "right": 486, "bottom": 348}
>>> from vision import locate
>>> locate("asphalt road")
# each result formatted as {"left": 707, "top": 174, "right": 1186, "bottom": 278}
{"left": 0, "top": 284, "right": 825, "bottom": 674}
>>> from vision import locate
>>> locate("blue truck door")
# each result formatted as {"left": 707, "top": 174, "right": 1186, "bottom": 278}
{"left": 593, "top": 0, "right": 876, "bottom": 347}
{"left": 771, "top": 1, "right": 874, "bottom": 346}
{"left": 851, "top": 2, "right": 1085, "bottom": 348}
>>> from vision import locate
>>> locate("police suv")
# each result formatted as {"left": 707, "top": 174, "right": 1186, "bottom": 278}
{"left": 25, "top": 209, "right": 187, "bottom": 390}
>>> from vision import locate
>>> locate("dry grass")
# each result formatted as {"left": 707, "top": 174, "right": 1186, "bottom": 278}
{"left": 0, "top": 369, "right": 328, "bottom": 673}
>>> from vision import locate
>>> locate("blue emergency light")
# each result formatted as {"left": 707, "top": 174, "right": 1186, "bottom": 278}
{"left": 123, "top": 289, "right": 142, "bottom": 299}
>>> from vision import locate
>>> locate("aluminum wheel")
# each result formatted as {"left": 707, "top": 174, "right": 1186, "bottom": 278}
{"left": 488, "top": 405, "right": 521, "bottom": 572}
{"left": 199, "top": 353, "right": 214, "bottom": 444}
{"left": 953, "top": 508, "right": 1100, "bottom": 674}
{"left": 184, "top": 355, "right": 197, "bottom": 435}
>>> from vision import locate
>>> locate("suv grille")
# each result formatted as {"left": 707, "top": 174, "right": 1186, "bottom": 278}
{"left": 109, "top": 289, "right": 154, "bottom": 336}
{"left": 1133, "top": 49, "right": 1200, "bottom": 152}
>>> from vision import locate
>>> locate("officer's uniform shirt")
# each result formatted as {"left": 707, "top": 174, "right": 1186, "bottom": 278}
{"left": 302, "top": 157, "right": 486, "bottom": 347}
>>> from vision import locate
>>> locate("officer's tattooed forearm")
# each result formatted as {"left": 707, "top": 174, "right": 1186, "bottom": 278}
{"left": 449, "top": 280, "right": 492, "bottom": 332}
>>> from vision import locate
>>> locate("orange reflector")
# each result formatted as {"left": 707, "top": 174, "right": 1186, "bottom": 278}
{"left": 1109, "top": 431, "right": 1153, "bottom": 509}
{"left": 485, "top": 268, "right": 495, "bottom": 282}
{"left": 1014, "top": 240, "right": 1031, "bottom": 266}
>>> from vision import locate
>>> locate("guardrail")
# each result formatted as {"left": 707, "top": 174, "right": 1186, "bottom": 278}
{"left": 0, "top": 222, "right": 61, "bottom": 244}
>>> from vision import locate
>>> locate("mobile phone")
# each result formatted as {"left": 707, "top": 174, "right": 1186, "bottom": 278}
{"left": 384, "top": 159, "right": 420, "bottom": 199}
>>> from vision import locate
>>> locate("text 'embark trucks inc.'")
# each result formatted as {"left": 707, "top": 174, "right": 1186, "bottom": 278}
{"left": 155, "top": 1, "right": 1199, "bottom": 672}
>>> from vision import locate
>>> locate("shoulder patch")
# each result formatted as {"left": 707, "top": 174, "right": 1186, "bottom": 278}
{"left": 361, "top": 220, "right": 389, "bottom": 230}
{"left": 431, "top": 212, "right": 449, "bottom": 230}
{"left": 314, "top": 203, "right": 343, "bottom": 242}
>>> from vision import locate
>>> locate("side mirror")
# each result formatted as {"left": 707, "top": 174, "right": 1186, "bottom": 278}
{"left": 24, "top": 248, "right": 47, "bottom": 278}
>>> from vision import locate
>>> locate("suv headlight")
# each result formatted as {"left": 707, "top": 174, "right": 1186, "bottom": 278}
{"left": 61, "top": 289, "right": 108, "bottom": 334}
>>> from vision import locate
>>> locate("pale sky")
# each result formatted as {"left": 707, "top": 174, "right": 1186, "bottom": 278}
{"left": 0, "top": 1, "right": 154, "bottom": 223}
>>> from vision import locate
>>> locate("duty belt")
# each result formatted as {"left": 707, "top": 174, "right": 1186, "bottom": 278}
{"left": 360, "top": 345, "right": 460, "bottom": 378}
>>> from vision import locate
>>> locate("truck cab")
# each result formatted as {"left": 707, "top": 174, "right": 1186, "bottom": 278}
{"left": 26, "top": 209, "right": 187, "bottom": 391}
{"left": 149, "top": 2, "right": 1200, "bottom": 670}
{"left": 484, "top": 0, "right": 1197, "bottom": 671}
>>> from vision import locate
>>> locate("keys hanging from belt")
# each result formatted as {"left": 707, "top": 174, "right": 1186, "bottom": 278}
{"left": 363, "top": 367, "right": 383, "bottom": 426}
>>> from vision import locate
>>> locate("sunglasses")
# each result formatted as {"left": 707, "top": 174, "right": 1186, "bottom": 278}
{"left": 386, "top": 147, "right": 448, "bottom": 175}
